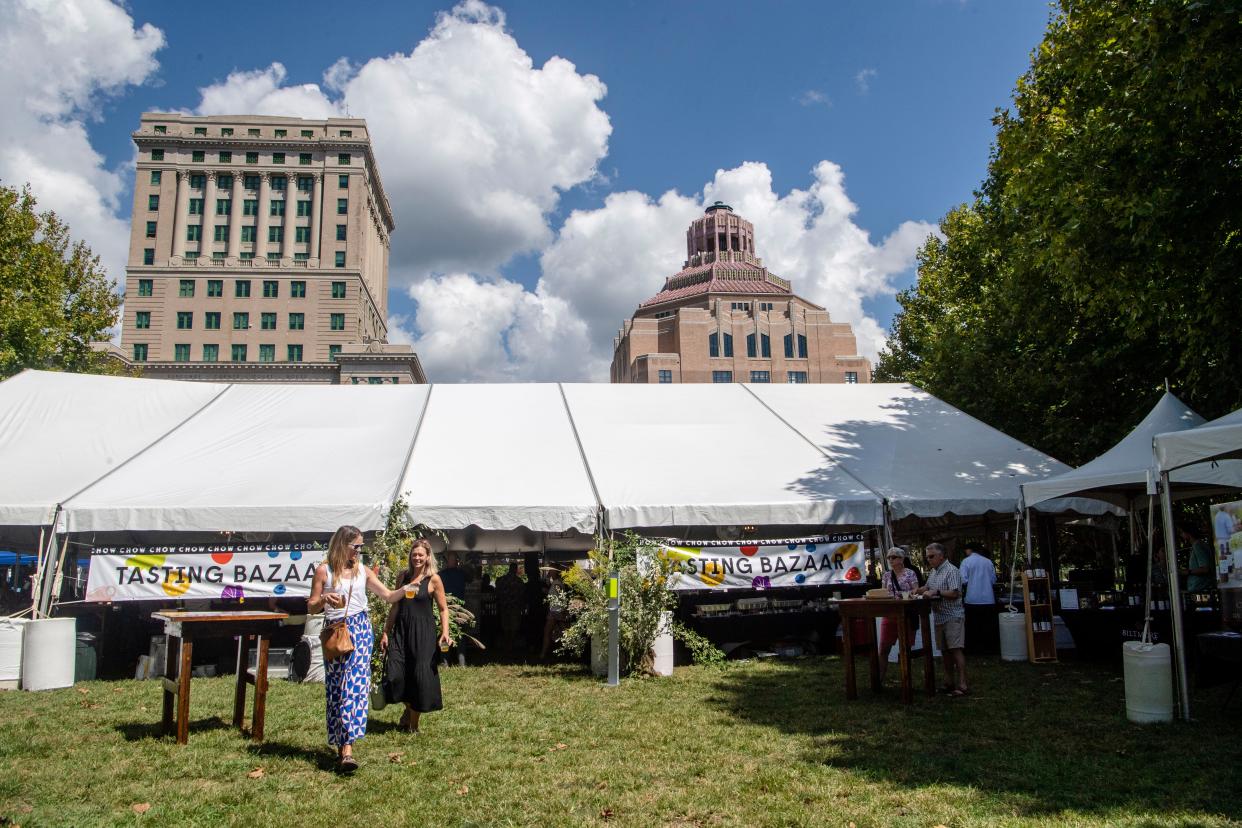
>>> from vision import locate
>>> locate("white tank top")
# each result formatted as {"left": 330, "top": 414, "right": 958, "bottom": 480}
{"left": 323, "top": 565, "right": 368, "bottom": 620}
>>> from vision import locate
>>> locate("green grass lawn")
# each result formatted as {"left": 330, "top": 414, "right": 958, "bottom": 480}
{"left": 0, "top": 655, "right": 1238, "bottom": 827}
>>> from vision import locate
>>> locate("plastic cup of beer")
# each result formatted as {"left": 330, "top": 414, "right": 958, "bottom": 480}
{"left": 439, "top": 640, "right": 450, "bottom": 653}
{"left": 404, "top": 582, "right": 416, "bottom": 599}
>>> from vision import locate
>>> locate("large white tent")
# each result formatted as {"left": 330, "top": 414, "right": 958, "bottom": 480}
{"left": 60, "top": 383, "right": 430, "bottom": 534}
{"left": 747, "top": 383, "right": 1103, "bottom": 518}
{"left": 0, "top": 370, "right": 1111, "bottom": 540}
{"left": 562, "top": 383, "right": 884, "bottom": 529}
{"left": 398, "top": 383, "right": 599, "bottom": 533}
{"left": 1022, "top": 392, "right": 1242, "bottom": 508}
{"left": 0, "top": 371, "right": 226, "bottom": 528}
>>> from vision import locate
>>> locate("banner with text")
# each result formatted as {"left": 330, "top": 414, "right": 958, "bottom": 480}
{"left": 85, "top": 544, "right": 326, "bottom": 602}
{"left": 660, "top": 534, "right": 866, "bottom": 591}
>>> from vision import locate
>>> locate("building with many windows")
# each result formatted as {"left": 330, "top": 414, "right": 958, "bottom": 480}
{"left": 611, "top": 203, "right": 871, "bottom": 384}
{"left": 97, "top": 113, "right": 425, "bottom": 384}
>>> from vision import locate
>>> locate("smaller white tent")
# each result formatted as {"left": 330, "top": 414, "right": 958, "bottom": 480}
{"left": 1155, "top": 406, "right": 1242, "bottom": 473}
{"left": 1022, "top": 392, "right": 1242, "bottom": 508}
{"left": 398, "top": 384, "right": 600, "bottom": 533}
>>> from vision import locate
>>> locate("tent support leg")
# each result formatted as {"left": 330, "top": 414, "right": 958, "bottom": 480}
{"left": 1159, "top": 472, "right": 1191, "bottom": 721}
{"left": 1023, "top": 508, "right": 1033, "bottom": 566}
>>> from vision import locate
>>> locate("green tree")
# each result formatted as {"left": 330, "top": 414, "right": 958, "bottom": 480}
{"left": 0, "top": 183, "right": 122, "bottom": 378}
{"left": 877, "top": 0, "right": 1242, "bottom": 465}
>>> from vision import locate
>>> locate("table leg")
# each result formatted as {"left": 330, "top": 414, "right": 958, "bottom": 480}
{"left": 867, "top": 617, "right": 881, "bottom": 692}
{"left": 176, "top": 637, "right": 193, "bottom": 745}
{"left": 234, "top": 634, "right": 251, "bottom": 730}
{"left": 161, "top": 634, "right": 178, "bottom": 735}
{"left": 842, "top": 615, "right": 857, "bottom": 700}
{"left": 251, "top": 635, "right": 269, "bottom": 742}
{"left": 897, "top": 613, "right": 913, "bottom": 704}
{"left": 920, "top": 609, "right": 935, "bottom": 696}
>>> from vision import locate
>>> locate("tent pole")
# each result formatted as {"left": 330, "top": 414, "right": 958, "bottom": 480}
{"left": 1127, "top": 498, "right": 1137, "bottom": 590}
{"left": 882, "top": 501, "right": 895, "bottom": 551}
{"left": 1159, "top": 472, "right": 1191, "bottom": 721}
{"left": 1023, "top": 508, "right": 1033, "bottom": 566}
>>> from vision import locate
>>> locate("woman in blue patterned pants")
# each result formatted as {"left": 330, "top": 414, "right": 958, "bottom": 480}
{"left": 309, "top": 525, "right": 406, "bottom": 772}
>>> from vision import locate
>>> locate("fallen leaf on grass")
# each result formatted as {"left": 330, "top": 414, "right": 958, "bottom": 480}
{"left": 132, "top": 803, "right": 151, "bottom": 815}
{"left": 76, "top": 687, "right": 89, "bottom": 695}
{"left": 600, "top": 808, "right": 614, "bottom": 820}
{"left": 457, "top": 784, "right": 469, "bottom": 796}
{"left": 388, "top": 752, "right": 404, "bottom": 764}
{"left": 595, "top": 781, "right": 607, "bottom": 791}
{"left": 246, "top": 768, "right": 265, "bottom": 779}
{"left": 555, "top": 742, "right": 568, "bottom": 750}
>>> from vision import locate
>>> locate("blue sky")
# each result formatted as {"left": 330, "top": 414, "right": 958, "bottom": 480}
{"left": 2, "top": 0, "right": 1053, "bottom": 380}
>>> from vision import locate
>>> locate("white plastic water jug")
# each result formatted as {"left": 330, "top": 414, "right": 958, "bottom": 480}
{"left": 1122, "top": 641, "right": 1173, "bottom": 723}
{"left": 998, "top": 612, "right": 1028, "bottom": 662}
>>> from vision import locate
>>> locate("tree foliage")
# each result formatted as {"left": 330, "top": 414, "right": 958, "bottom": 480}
{"left": 877, "top": 0, "right": 1242, "bottom": 465}
{"left": 0, "top": 183, "right": 122, "bottom": 378}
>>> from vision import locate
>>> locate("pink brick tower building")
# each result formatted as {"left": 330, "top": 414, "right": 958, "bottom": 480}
{"left": 611, "top": 202, "right": 871, "bottom": 384}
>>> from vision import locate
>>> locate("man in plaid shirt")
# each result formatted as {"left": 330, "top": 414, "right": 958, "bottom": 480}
{"left": 916, "top": 542, "right": 968, "bottom": 696}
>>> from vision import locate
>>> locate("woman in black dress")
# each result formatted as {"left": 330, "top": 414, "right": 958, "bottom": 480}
{"left": 380, "top": 538, "right": 452, "bottom": 733}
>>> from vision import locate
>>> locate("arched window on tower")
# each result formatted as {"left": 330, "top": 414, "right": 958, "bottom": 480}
{"left": 709, "top": 332, "right": 719, "bottom": 358}
{"left": 746, "top": 333, "right": 756, "bottom": 358}
{"left": 723, "top": 332, "right": 733, "bottom": 357}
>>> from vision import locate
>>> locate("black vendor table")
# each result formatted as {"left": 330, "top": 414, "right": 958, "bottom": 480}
{"left": 1197, "top": 631, "right": 1242, "bottom": 703}
{"left": 153, "top": 611, "right": 288, "bottom": 745}
{"left": 836, "top": 597, "right": 935, "bottom": 704}
{"left": 684, "top": 609, "right": 837, "bottom": 654}
{"left": 1059, "top": 606, "right": 1221, "bottom": 661}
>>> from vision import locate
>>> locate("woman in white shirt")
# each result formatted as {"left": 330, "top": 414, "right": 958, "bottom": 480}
{"left": 308, "top": 525, "right": 405, "bottom": 773}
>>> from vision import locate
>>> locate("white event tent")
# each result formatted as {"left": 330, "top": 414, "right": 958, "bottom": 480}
{"left": 1152, "top": 402, "right": 1242, "bottom": 721}
{"left": 1021, "top": 391, "right": 1242, "bottom": 509}
{"left": 0, "top": 370, "right": 1114, "bottom": 544}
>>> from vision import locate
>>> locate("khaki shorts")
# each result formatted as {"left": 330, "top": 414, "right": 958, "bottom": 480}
{"left": 935, "top": 618, "right": 965, "bottom": 651}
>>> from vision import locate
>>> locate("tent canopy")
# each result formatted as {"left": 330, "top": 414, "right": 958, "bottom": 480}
{"left": 1023, "top": 392, "right": 1242, "bottom": 508}
{"left": 398, "top": 384, "right": 599, "bottom": 533}
{"left": 1155, "top": 405, "right": 1242, "bottom": 473}
{"left": 562, "top": 383, "right": 884, "bottom": 529}
{"left": 62, "top": 383, "right": 430, "bottom": 534}
{"left": 0, "top": 371, "right": 226, "bottom": 527}
{"left": 746, "top": 383, "right": 1107, "bottom": 518}
{"left": 0, "top": 370, "right": 1113, "bottom": 536}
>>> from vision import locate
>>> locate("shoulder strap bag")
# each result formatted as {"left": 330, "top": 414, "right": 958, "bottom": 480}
{"left": 319, "top": 568, "right": 356, "bottom": 662}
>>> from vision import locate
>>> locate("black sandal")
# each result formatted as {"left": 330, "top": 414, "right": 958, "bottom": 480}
{"left": 338, "top": 755, "right": 359, "bottom": 773}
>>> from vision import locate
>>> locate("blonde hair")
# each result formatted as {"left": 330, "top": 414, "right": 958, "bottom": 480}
{"left": 403, "top": 537, "right": 438, "bottom": 580}
{"left": 326, "top": 525, "right": 362, "bottom": 578}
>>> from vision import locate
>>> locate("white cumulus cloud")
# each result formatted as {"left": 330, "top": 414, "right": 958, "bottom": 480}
{"left": 192, "top": 1, "right": 611, "bottom": 284}
{"left": 0, "top": 0, "right": 164, "bottom": 284}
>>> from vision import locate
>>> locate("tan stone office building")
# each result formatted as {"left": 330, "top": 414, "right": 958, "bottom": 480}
{"left": 100, "top": 113, "right": 425, "bottom": 384}
{"left": 611, "top": 203, "right": 871, "bottom": 384}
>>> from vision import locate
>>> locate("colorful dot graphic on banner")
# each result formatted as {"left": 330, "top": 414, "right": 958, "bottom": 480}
{"left": 700, "top": 561, "right": 725, "bottom": 587}
{"left": 222, "top": 585, "right": 244, "bottom": 601}
{"left": 290, "top": 551, "right": 302, "bottom": 561}
{"left": 273, "top": 584, "right": 286, "bottom": 595}
{"left": 787, "top": 544, "right": 798, "bottom": 551}
{"left": 845, "top": 567, "right": 862, "bottom": 581}
{"left": 211, "top": 552, "right": 233, "bottom": 565}
{"left": 794, "top": 573, "right": 807, "bottom": 584}
{"left": 125, "top": 553, "right": 165, "bottom": 570}
{"left": 739, "top": 545, "right": 759, "bottom": 556}
{"left": 752, "top": 576, "right": 772, "bottom": 589}
{"left": 267, "top": 550, "right": 279, "bottom": 558}
{"left": 162, "top": 570, "right": 191, "bottom": 598}
{"left": 660, "top": 546, "right": 701, "bottom": 563}
{"left": 806, "top": 544, "right": 817, "bottom": 552}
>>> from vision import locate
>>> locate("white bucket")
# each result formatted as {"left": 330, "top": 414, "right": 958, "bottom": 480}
{"left": 21, "top": 617, "right": 76, "bottom": 691}
{"left": 1122, "top": 641, "right": 1173, "bottom": 723}
{"left": 999, "top": 612, "right": 1028, "bottom": 662}
{"left": 651, "top": 611, "right": 674, "bottom": 676}
{"left": 0, "top": 619, "right": 26, "bottom": 689}
{"left": 589, "top": 635, "right": 607, "bottom": 677}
